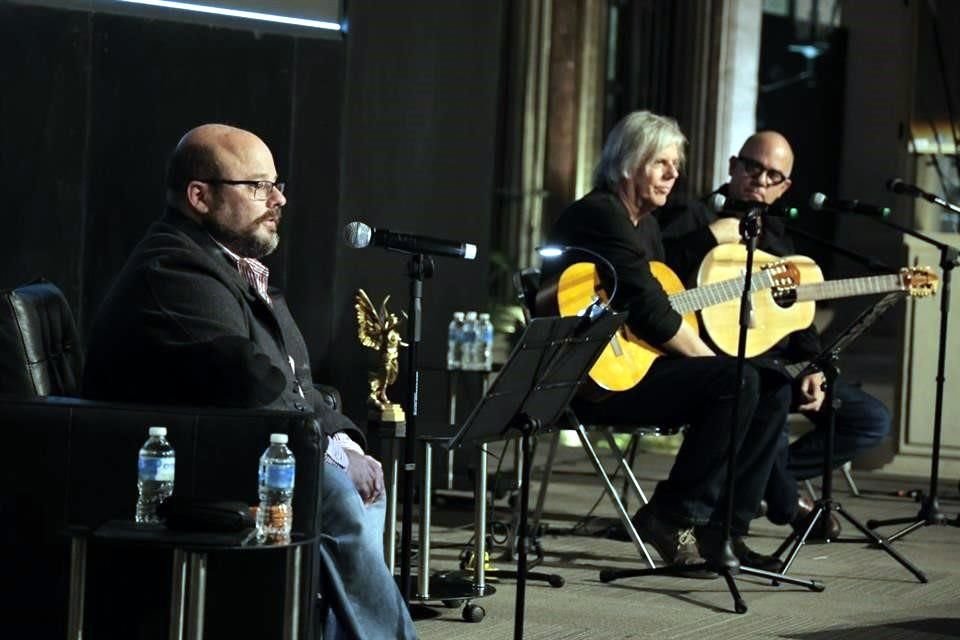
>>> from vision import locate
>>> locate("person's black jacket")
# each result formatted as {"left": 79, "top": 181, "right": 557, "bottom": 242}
{"left": 544, "top": 188, "right": 682, "bottom": 346}
{"left": 655, "top": 185, "right": 821, "bottom": 367}
{"left": 83, "top": 207, "right": 363, "bottom": 444}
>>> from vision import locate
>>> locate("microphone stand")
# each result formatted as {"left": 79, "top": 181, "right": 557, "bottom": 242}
{"left": 399, "top": 253, "right": 435, "bottom": 601}
{"left": 863, "top": 212, "right": 960, "bottom": 539}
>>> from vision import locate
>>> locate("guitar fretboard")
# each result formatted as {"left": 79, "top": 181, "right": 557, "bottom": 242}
{"left": 794, "top": 274, "right": 904, "bottom": 302}
{"left": 669, "top": 270, "right": 777, "bottom": 315}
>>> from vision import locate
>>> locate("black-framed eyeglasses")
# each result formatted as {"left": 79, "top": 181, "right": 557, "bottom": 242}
{"left": 735, "top": 156, "right": 788, "bottom": 186}
{"left": 197, "top": 178, "right": 286, "bottom": 201}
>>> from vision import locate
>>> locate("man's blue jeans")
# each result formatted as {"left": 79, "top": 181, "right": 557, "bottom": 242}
{"left": 320, "top": 461, "right": 418, "bottom": 640}
{"left": 765, "top": 377, "right": 891, "bottom": 524}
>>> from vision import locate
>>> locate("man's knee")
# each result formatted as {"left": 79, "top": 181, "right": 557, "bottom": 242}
{"left": 837, "top": 385, "right": 892, "bottom": 442}
{"left": 858, "top": 393, "right": 892, "bottom": 442}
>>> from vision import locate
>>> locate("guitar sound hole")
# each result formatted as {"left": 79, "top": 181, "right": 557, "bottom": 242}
{"left": 774, "top": 289, "right": 797, "bottom": 308}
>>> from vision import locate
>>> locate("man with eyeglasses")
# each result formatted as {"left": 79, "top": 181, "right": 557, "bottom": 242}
{"left": 84, "top": 124, "right": 418, "bottom": 639}
{"left": 657, "top": 131, "right": 891, "bottom": 540}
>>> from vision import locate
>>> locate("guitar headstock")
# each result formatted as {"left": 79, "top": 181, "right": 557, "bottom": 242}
{"left": 763, "top": 260, "right": 800, "bottom": 298}
{"left": 900, "top": 266, "right": 939, "bottom": 297}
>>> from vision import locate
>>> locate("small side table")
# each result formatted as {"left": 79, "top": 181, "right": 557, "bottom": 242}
{"left": 67, "top": 521, "right": 316, "bottom": 640}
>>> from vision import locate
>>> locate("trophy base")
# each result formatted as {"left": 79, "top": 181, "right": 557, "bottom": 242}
{"left": 380, "top": 403, "right": 406, "bottom": 423}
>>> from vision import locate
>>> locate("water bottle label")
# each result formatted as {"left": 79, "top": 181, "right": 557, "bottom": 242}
{"left": 139, "top": 457, "right": 175, "bottom": 482}
{"left": 262, "top": 464, "right": 295, "bottom": 490}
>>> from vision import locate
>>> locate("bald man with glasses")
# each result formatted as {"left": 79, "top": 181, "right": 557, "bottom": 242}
{"left": 656, "top": 131, "right": 891, "bottom": 541}
{"left": 84, "top": 124, "right": 418, "bottom": 639}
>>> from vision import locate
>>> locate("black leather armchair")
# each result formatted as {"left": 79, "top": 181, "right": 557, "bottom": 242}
{"left": 0, "top": 281, "right": 329, "bottom": 639}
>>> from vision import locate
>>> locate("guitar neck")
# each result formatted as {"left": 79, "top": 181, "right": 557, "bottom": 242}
{"left": 670, "top": 270, "right": 776, "bottom": 314}
{"left": 795, "top": 274, "right": 904, "bottom": 302}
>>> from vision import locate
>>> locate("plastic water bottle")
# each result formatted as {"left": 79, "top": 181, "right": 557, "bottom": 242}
{"left": 447, "top": 311, "right": 465, "bottom": 369}
{"left": 461, "top": 311, "right": 479, "bottom": 370}
{"left": 257, "top": 433, "right": 296, "bottom": 543}
{"left": 135, "top": 426, "right": 175, "bottom": 524}
{"left": 478, "top": 312, "right": 494, "bottom": 371}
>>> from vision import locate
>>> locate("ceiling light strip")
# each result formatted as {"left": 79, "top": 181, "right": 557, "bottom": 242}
{"left": 115, "top": 0, "right": 341, "bottom": 30}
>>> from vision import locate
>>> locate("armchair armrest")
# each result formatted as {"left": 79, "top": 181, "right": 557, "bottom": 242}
{"left": 313, "top": 383, "right": 342, "bottom": 413}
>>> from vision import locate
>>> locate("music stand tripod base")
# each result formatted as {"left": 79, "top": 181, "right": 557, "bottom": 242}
{"left": 773, "top": 294, "right": 927, "bottom": 584}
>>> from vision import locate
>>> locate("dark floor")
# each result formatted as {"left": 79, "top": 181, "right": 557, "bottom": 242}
{"left": 410, "top": 441, "right": 960, "bottom": 640}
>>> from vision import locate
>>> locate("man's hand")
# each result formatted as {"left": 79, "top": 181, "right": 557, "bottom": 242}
{"left": 345, "top": 450, "right": 385, "bottom": 504}
{"left": 797, "top": 371, "right": 826, "bottom": 412}
{"left": 708, "top": 217, "right": 743, "bottom": 245}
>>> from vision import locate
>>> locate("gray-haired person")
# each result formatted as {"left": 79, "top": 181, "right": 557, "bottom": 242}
{"left": 542, "top": 111, "right": 788, "bottom": 573}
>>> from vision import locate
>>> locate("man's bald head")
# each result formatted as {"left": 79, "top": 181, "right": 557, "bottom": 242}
{"left": 739, "top": 131, "right": 794, "bottom": 176}
{"left": 728, "top": 130, "right": 795, "bottom": 205}
{"left": 163, "top": 124, "right": 285, "bottom": 258}
{"left": 165, "top": 124, "right": 270, "bottom": 207}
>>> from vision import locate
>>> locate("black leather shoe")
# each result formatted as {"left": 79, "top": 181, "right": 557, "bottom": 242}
{"left": 791, "top": 495, "right": 842, "bottom": 540}
{"left": 730, "top": 537, "right": 782, "bottom": 573}
{"left": 694, "top": 527, "right": 740, "bottom": 573}
{"left": 696, "top": 527, "right": 780, "bottom": 573}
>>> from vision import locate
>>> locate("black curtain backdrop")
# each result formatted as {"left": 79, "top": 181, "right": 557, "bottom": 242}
{"left": 0, "top": 1, "right": 504, "bottom": 433}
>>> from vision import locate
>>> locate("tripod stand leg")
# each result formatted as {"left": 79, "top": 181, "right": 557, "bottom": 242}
{"left": 777, "top": 506, "right": 825, "bottom": 576}
{"left": 885, "top": 519, "right": 928, "bottom": 544}
{"left": 835, "top": 506, "right": 928, "bottom": 583}
{"left": 739, "top": 566, "right": 824, "bottom": 591}
{"left": 720, "top": 570, "right": 747, "bottom": 614}
{"left": 866, "top": 515, "right": 916, "bottom": 529}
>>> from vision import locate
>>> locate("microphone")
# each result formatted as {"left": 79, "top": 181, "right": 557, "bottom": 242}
{"left": 342, "top": 221, "right": 478, "bottom": 260}
{"left": 887, "top": 178, "right": 960, "bottom": 214}
{"left": 709, "top": 193, "right": 799, "bottom": 218}
{"left": 809, "top": 192, "right": 891, "bottom": 217}
{"left": 886, "top": 178, "right": 924, "bottom": 197}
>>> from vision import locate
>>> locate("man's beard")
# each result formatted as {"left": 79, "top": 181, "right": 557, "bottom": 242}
{"left": 205, "top": 212, "right": 280, "bottom": 259}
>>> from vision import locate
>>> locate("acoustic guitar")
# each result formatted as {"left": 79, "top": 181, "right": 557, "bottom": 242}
{"left": 540, "top": 259, "right": 798, "bottom": 392}
{"left": 698, "top": 244, "right": 938, "bottom": 358}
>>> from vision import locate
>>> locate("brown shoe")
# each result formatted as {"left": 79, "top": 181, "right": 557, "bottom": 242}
{"left": 791, "top": 495, "right": 842, "bottom": 540}
{"left": 632, "top": 506, "right": 706, "bottom": 568}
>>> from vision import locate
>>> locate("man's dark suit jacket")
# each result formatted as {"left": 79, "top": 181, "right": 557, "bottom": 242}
{"left": 83, "top": 207, "right": 362, "bottom": 443}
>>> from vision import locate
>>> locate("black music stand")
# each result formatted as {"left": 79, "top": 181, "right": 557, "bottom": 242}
{"left": 448, "top": 312, "right": 625, "bottom": 640}
{"left": 773, "top": 292, "right": 927, "bottom": 583}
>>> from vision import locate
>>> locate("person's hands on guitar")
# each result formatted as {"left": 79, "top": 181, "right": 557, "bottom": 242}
{"left": 797, "top": 371, "right": 826, "bottom": 412}
{"left": 709, "top": 217, "right": 745, "bottom": 245}
{"left": 346, "top": 450, "right": 385, "bottom": 504}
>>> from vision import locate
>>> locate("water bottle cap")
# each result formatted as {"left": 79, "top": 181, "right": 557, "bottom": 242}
{"left": 478, "top": 312, "right": 490, "bottom": 320}
{"left": 465, "top": 310, "right": 478, "bottom": 319}
{"left": 148, "top": 426, "right": 167, "bottom": 437}
{"left": 270, "top": 433, "right": 289, "bottom": 444}
{"left": 453, "top": 311, "right": 465, "bottom": 320}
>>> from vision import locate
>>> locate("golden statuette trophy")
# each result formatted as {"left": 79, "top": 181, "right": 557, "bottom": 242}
{"left": 355, "top": 289, "right": 408, "bottom": 422}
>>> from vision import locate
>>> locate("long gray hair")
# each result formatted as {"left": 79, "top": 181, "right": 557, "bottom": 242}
{"left": 592, "top": 111, "right": 687, "bottom": 190}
